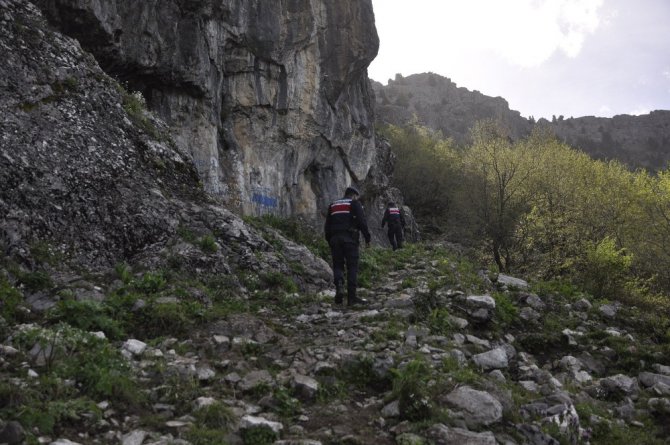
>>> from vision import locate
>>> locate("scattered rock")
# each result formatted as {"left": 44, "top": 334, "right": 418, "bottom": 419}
{"left": 0, "top": 421, "right": 25, "bottom": 445}
{"left": 443, "top": 386, "right": 503, "bottom": 428}
{"left": 639, "top": 372, "right": 670, "bottom": 388}
{"left": 600, "top": 374, "right": 639, "bottom": 398}
{"left": 123, "top": 339, "right": 148, "bottom": 356}
{"left": 473, "top": 348, "right": 509, "bottom": 370}
{"left": 427, "top": 424, "right": 497, "bottom": 445}
{"left": 496, "top": 274, "right": 529, "bottom": 289}
{"left": 239, "top": 415, "right": 283, "bottom": 433}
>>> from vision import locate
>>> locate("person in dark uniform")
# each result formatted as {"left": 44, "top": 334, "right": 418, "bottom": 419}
{"left": 324, "top": 186, "right": 371, "bottom": 306}
{"left": 381, "top": 201, "right": 406, "bottom": 250}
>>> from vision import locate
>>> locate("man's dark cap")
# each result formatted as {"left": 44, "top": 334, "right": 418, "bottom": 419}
{"left": 345, "top": 186, "right": 360, "bottom": 196}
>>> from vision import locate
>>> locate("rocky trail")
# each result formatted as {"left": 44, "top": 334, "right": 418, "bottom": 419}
{"left": 4, "top": 242, "right": 669, "bottom": 445}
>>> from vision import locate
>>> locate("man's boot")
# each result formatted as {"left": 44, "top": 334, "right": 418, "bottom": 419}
{"left": 334, "top": 281, "right": 345, "bottom": 305}
{"left": 347, "top": 294, "right": 368, "bottom": 307}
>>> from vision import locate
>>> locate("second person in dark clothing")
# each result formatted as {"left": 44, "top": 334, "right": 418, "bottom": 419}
{"left": 381, "top": 201, "right": 406, "bottom": 251}
{"left": 324, "top": 186, "right": 371, "bottom": 306}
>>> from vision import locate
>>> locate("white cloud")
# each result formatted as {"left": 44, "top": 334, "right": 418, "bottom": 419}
{"left": 663, "top": 70, "right": 670, "bottom": 80}
{"left": 377, "top": 0, "right": 605, "bottom": 68}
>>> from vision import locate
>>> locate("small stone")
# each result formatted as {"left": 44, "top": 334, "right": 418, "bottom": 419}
{"left": 381, "top": 400, "right": 400, "bottom": 418}
{"left": 122, "top": 339, "right": 147, "bottom": 356}
{"left": 599, "top": 304, "right": 618, "bottom": 319}
{"left": 573, "top": 298, "right": 592, "bottom": 311}
{"left": 121, "top": 430, "right": 147, "bottom": 445}
{"left": 194, "top": 397, "right": 216, "bottom": 409}
{"left": 519, "top": 380, "right": 539, "bottom": 392}
{"left": 466, "top": 295, "right": 496, "bottom": 310}
{"left": 496, "top": 274, "right": 528, "bottom": 289}
{"left": 0, "top": 421, "right": 25, "bottom": 445}
{"left": 239, "top": 415, "right": 283, "bottom": 433}
{"left": 489, "top": 370, "right": 506, "bottom": 382}
{"left": 473, "top": 348, "right": 509, "bottom": 370}
{"left": 196, "top": 366, "right": 216, "bottom": 381}
{"left": 292, "top": 373, "right": 319, "bottom": 400}
{"left": 0, "top": 345, "right": 19, "bottom": 356}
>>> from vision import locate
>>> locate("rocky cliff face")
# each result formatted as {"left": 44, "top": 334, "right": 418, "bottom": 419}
{"left": 540, "top": 112, "right": 670, "bottom": 170}
{"left": 373, "top": 73, "right": 532, "bottom": 145}
{"left": 35, "top": 0, "right": 382, "bottom": 225}
{"left": 1, "top": 0, "right": 332, "bottom": 290}
{"left": 374, "top": 73, "right": 670, "bottom": 170}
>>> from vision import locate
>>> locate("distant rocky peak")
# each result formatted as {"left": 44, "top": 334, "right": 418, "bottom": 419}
{"left": 374, "top": 72, "right": 670, "bottom": 170}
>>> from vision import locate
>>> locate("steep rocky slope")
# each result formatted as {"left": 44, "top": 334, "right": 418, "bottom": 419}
{"left": 33, "top": 0, "right": 392, "bottom": 225}
{"left": 373, "top": 73, "right": 670, "bottom": 170}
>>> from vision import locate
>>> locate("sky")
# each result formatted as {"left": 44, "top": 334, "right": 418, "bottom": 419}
{"left": 369, "top": 0, "right": 670, "bottom": 120}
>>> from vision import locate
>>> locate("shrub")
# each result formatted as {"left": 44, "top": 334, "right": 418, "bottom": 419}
{"left": 428, "top": 307, "right": 452, "bottom": 335}
{"left": 199, "top": 235, "right": 218, "bottom": 254}
{"left": 133, "top": 271, "right": 166, "bottom": 294}
{"left": 259, "top": 271, "right": 298, "bottom": 293}
{"left": 0, "top": 276, "right": 23, "bottom": 322}
{"left": 579, "top": 237, "right": 632, "bottom": 299}
{"left": 241, "top": 426, "right": 277, "bottom": 445}
{"left": 47, "top": 299, "right": 125, "bottom": 340}
{"left": 391, "top": 359, "right": 434, "bottom": 421}
{"left": 194, "top": 402, "right": 235, "bottom": 430}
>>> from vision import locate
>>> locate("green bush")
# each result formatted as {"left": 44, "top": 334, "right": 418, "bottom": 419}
{"left": 259, "top": 271, "right": 298, "bottom": 293}
{"left": 194, "top": 402, "right": 234, "bottom": 430}
{"left": 579, "top": 237, "right": 632, "bottom": 299}
{"left": 391, "top": 359, "right": 434, "bottom": 421}
{"left": 494, "top": 292, "right": 519, "bottom": 325}
{"left": 0, "top": 276, "right": 23, "bottom": 322}
{"left": 241, "top": 426, "right": 277, "bottom": 445}
{"left": 47, "top": 299, "right": 125, "bottom": 340}
{"left": 13, "top": 325, "right": 142, "bottom": 406}
{"left": 17, "top": 270, "right": 53, "bottom": 292}
{"left": 133, "top": 271, "right": 167, "bottom": 294}
{"left": 428, "top": 307, "right": 452, "bottom": 335}
{"left": 199, "top": 235, "right": 219, "bottom": 254}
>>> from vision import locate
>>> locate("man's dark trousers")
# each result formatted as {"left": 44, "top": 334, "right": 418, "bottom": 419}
{"left": 329, "top": 232, "right": 359, "bottom": 299}
{"left": 388, "top": 225, "right": 404, "bottom": 250}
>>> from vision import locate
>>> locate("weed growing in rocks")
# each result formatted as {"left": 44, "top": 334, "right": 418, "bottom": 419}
{"left": 391, "top": 358, "right": 435, "bottom": 421}
{"left": 0, "top": 276, "right": 23, "bottom": 323}
{"left": 47, "top": 299, "right": 125, "bottom": 340}
{"left": 428, "top": 307, "right": 452, "bottom": 336}
{"left": 194, "top": 401, "right": 235, "bottom": 430}
{"left": 241, "top": 425, "right": 278, "bottom": 445}
{"left": 493, "top": 292, "right": 519, "bottom": 326}
{"left": 198, "top": 234, "right": 219, "bottom": 254}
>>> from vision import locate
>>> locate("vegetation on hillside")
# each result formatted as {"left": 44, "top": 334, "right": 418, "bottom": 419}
{"left": 381, "top": 120, "right": 670, "bottom": 310}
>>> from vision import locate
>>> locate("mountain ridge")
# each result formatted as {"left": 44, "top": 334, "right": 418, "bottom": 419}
{"left": 373, "top": 72, "right": 670, "bottom": 170}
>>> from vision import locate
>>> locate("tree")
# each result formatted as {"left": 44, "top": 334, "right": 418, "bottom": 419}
{"left": 461, "top": 120, "right": 536, "bottom": 272}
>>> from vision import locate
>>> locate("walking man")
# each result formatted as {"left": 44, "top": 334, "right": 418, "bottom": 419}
{"left": 324, "top": 186, "right": 371, "bottom": 306}
{"left": 381, "top": 201, "right": 406, "bottom": 250}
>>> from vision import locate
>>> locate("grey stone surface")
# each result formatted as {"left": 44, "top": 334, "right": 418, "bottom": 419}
{"left": 639, "top": 372, "right": 670, "bottom": 388}
{"left": 427, "top": 424, "right": 497, "bottom": 445}
{"left": 443, "top": 386, "right": 503, "bottom": 428}
{"left": 473, "top": 348, "right": 509, "bottom": 370}
{"left": 496, "top": 274, "right": 529, "bottom": 289}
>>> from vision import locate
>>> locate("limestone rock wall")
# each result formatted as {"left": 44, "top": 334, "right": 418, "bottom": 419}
{"left": 35, "top": 0, "right": 381, "bottom": 225}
